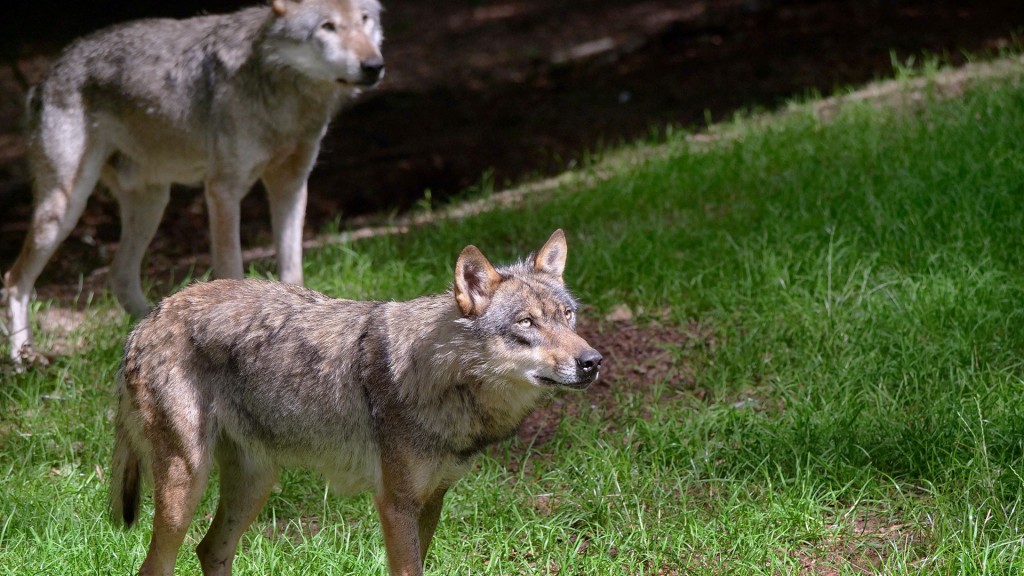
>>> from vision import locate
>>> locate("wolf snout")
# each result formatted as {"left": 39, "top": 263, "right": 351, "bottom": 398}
{"left": 576, "top": 349, "right": 603, "bottom": 376}
{"left": 359, "top": 57, "right": 385, "bottom": 85}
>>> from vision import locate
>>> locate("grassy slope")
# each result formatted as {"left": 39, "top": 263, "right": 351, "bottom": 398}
{"left": 2, "top": 62, "right": 1024, "bottom": 574}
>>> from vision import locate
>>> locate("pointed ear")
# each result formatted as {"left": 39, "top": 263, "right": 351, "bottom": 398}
{"left": 454, "top": 245, "right": 502, "bottom": 316}
{"left": 271, "top": 0, "right": 299, "bottom": 17}
{"left": 533, "top": 229, "right": 568, "bottom": 281}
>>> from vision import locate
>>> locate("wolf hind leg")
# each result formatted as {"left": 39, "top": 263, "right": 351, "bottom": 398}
{"left": 139, "top": 440, "right": 213, "bottom": 576}
{"left": 196, "top": 438, "right": 279, "bottom": 576}
{"left": 103, "top": 166, "right": 170, "bottom": 318}
{"left": 5, "top": 118, "right": 106, "bottom": 362}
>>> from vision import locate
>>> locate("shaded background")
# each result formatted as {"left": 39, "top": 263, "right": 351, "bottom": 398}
{"left": 1, "top": 0, "right": 1022, "bottom": 289}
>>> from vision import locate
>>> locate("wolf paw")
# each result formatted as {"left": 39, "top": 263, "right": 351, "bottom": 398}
{"left": 4, "top": 343, "right": 51, "bottom": 373}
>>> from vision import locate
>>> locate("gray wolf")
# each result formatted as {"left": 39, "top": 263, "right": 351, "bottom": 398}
{"left": 3, "top": 0, "right": 385, "bottom": 363}
{"left": 110, "top": 229, "right": 602, "bottom": 576}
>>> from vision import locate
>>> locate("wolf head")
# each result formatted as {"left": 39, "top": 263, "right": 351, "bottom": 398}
{"left": 455, "top": 230, "right": 603, "bottom": 391}
{"left": 267, "top": 0, "right": 385, "bottom": 87}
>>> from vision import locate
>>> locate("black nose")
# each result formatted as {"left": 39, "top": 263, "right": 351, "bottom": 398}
{"left": 360, "top": 58, "right": 385, "bottom": 84}
{"left": 576, "top": 349, "right": 603, "bottom": 374}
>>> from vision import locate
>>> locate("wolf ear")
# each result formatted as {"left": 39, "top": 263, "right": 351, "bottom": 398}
{"left": 455, "top": 245, "right": 502, "bottom": 316}
{"left": 533, "top": 229, "right": 568, "bottom": 281}
{"left": 271, "top": 0, "right": 301, "bottom": 17}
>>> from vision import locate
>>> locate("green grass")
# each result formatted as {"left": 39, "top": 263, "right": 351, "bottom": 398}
{"left": 4, "top": 62, "right": 1024, "bottom": 574}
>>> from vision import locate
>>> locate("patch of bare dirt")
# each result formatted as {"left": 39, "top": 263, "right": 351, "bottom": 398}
{"left": 513, "top": 315, "right": 716, "bottom": 450}
{"left": 792, "top": 511, "right": 930, "bottom": 575}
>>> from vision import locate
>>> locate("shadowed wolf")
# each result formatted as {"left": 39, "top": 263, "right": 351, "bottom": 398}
{"left": 3, "top": 0, "right": 384, "bottom": 364}
{"left": 110, "top": 229, "right": 603, "bottom": 576}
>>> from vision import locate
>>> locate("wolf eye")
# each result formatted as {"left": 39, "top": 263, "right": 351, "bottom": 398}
{"left": 564, "top": 309, "right": 575, "bottom": 321}
{"left": 362, "top": 12, "right": 370, "bottom": 24}
{"left": 321, "top": 21, "right": 337, "bottom": 32}
{"left": 517, "top": 318, "right": 533, "bottom": 328}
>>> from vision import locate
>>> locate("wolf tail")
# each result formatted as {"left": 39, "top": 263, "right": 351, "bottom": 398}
{"left": 109, "top": 381, "right": 142, "bottom": 528}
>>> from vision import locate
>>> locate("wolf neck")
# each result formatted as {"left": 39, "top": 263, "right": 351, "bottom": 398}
{"left": 386, "top": 296, "right": 549, "bottom": 458}
{"left": 247, "top": 12, "right": 348, "bottom": 120}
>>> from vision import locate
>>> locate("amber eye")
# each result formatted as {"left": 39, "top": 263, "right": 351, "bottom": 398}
{"left": 322, "top": 21, "right": 337, "bottom": 32}
{"left": 517, "top": 318, "right": 533, "bottom": 328}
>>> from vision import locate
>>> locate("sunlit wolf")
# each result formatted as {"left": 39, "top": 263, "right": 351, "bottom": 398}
{"left": 110, "top": 229, "right": 603, "bottom": 576}
{"left": 4, "top": 0, "right": 385, "bottom": 363}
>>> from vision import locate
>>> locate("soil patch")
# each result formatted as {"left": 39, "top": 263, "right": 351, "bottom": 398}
{"left": 513, "top": 316, "right": 714, "bottom": 449}
{"left": 792, "top": 510, "right": 930, "bottom": 575}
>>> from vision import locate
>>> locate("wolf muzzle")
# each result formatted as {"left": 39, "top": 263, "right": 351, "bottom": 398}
{"left": 359, "top": 57, "right": 385, "bottom": 86}
{"left": 570, "top": 348, "right": 603, "bottom": 389}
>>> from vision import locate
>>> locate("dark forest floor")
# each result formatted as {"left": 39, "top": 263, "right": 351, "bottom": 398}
{"left": 1, "top": 0, "right": 1022, "bottom": 289}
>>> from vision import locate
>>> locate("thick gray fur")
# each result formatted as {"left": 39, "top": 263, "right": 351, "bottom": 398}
{"left": 110, "top": 230, "right": 602, "bottom": 575}
{"left": 5, "top": 0, "right": 384, "bottom": 364}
